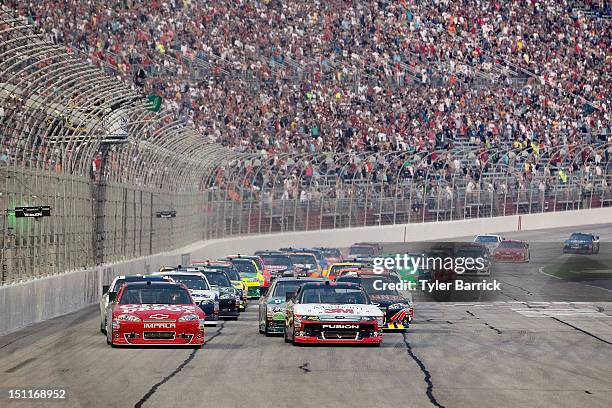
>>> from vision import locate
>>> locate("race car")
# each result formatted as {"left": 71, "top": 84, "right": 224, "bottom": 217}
{"left": 192, "top": 261, "right": 248, "bottom": 310}
{"left": 493, "top": 240, "right": 530, "bottom": 262}
{"left": 100, "top": 275, "right": 169, "bottom": 333}
{"left": 198, "top": 268, "right": 241, "bottom": 319}
{"left": 336, "top": 275, "right": 413, "bottom": 331}
{"left": 225, "top": 255, "right": 271, "bottom": 288}
{"left": 347, "top": 242, "right": 382, "bottom": 259}
{"left": 254, "top": 251, "right": 294, "bottom": 280}
{"left": 105, "top": 281, "right": 205, "bottom": 347}
{"left": 286, "top": 252, "right": 322, "bottom": 277}
{"left": 280, "top": 247, "right": 328, "bottom": 270}
{"left": 151, "top": 270, "right": 220, "bottom": 325}
{"left": 563, "top": 232, "right": 600, "bottom": 254}
{"left": 284, "top": 281, "right": 384, "bottom": 346}
{"left": 313, "top": 247, "right": 344, "bottom": 265}
{"left": 334, "top": 266, "right": 380, "bottom": 280}
{"left": 220, "top": 257, "right": 265, "bottom": 298}
{"left": 323, "top": 261, "right": 362, "bottom": 280}
{"left": 258, "top": 277, "right": 326, "bottom": 336}
{"left": 390, "top": 252, "right": 430, "bottom": 283}
{"left": 454, "top": 243, "right": 491, "bottom": 276}
{"left": 473, "top": 234, "right": 504, "bottom": 251}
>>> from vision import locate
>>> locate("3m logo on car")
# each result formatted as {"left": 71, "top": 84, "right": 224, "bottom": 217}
{"left": 143, "top": 323, "right": 176, "bottom": 329}
{"left": 322, "top": 324, "right": 359, "bottom": 329}
{"left": 324, "top": 308, "right": 354, "bottom": 314}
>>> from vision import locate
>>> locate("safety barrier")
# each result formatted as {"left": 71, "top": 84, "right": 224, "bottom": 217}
{"left": 0, "top": 9, "right": 228, "bottom": 284}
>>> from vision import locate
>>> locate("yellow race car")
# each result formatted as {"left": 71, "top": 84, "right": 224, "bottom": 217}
{"left": 192, "top": 260, "right": 249, "bottom": 310}
{"left": 220, "top": 257, "right": 265, "bottom": 298}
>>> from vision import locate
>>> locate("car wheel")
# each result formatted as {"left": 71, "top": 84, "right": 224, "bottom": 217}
{"left": 100, "top": 317, "right": 107, "bottom": 334}
{"left": 106, "top": 322, "right": 113, "bottom": 346}
{"left": 264, "top": 320, "right": 273, "bottom": 337}
{"left": 258, "top": 319, "right": 265, "bottom": 334}
{"left": 284, "top": 325, "right": 292, "bottom": 343}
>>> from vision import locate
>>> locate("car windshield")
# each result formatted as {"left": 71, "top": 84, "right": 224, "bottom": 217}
{"left": 111, "top": 277, "right": 164, "bottom": 292}
{"left": 308, "top": 251, "right": 325, "bottom": 261}
{"left": 214, "top": 267, "right": 240, "bottom": 281}
{"left": 476, "top": 236, "right": 499, "bottom": 243}
{"left": 251, "top": 258, "right": 264, "bottom": 270}
{"left": 169, "top": 275, "right": 209, "bottom": 290}
{"left": 569, "top": 233, "right": 591, "bottom": 241}
{"left": 119, "top": 286, "right": 191, "bottom": 304}
{"left": 456, "top": 248, "right": 487, "bottom": 258}
{"left": 320, "top": 248, "right": 341, "bottom": 257}
{"left": 300, "top": 286, "right": 369, "bottom": 304}
{"left": 272, "top": 281, "right": 304, "bottom": 298}
{"left": 203, "top": 272, "right": 231, "bottom": 287}
{"left": 231, "top": 260, "right": 257, "bottom": 277}
{"left": 261, "top": 255, "right": 292, "bottom": 268}
{"left": 337, "top": 277, "right": 399, "bottom": 295}
{"left": 498, "top": 241, "right": 525, "bottom": 249}
{"left": 349, "top": 246, "right": 375, "bottom": 255}
{"left": 290, "top": 254, "right": 317, "bottom": 266}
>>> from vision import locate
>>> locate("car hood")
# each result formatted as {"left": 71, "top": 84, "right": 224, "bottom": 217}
{"left": 267, "top": 296, "right": 286, "bottom": 308}
{"left": 268, "top": 265, "right": 289, "bottom": 271}
{"left": 293, "top": 263, "right": 315, "bottom": 270}
{"left": 113, "top": 304, "right": 200, "bottom": 319}
{"left": 369, "top": 294, "right": 407, "bottom": 305}
{"left": 189, "top": 289, "right": 217, "bottom": 299}
{"left": 211, "top": 285, "right": 236, "bottom": 295}
{"left": 294, "top": 304, "right": 383, "bottom": 317}
{"left": 231, "top": 280, "right": 246, "bottom": 290}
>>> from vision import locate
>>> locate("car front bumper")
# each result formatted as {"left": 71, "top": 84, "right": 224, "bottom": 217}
{"left": 111, "top": 322, "right": 204, "bottom": 346}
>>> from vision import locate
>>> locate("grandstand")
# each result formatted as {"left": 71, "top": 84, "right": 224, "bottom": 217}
{"left": 0, "top": 1, "right": 610, "bottom": 282}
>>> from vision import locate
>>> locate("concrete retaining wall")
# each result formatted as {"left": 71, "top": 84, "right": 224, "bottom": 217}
{"left": 1, "top": 207, "right": 611, "bottom": 335}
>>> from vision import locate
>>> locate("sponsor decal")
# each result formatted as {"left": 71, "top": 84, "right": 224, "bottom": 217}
{"left": 119, "top": 304, "right": 196, "bottom": 313}
{"left": 143, "top": 323, "right": 176, "bottom": 329}
{"left": 148, "top": 314, "right": 170, "bottom": 320}
{"left": 322, "top": 324, "right": 359, "bottom": 329}
{"left": 324, "top": 308, "right": 354, "bottom": 314}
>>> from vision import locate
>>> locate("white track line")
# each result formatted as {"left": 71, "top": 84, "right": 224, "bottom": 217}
{"left": 585, "top": 284, "right": 612, "bottom": 293}
{"left": 539, "top": 266, "right": 562, "bottom": 279}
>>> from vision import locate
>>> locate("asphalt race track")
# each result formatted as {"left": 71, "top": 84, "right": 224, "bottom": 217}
{"left": 1, "top": 225, "right": 611, "bottom": 408}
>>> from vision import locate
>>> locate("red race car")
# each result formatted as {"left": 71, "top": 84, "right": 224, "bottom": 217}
{"left": 493, "top": 240, "right": 530, "bottom": 263}
{"left": 105, "top": 281, "right": 205, "bottom": 347}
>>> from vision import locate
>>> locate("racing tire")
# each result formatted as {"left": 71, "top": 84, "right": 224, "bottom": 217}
{"left": 106, "top": 321, "right": 118, "bottom": 348}
{"left": 106, "top": 330, "right": 114, "bottom": 347}
{"left": 284, "top": 326, "right": 292, "bottom": 343}
{"left": 258, "top": 322, "right": 265, "bottom": 335}
{"left": 100, "top": 317, "right": 107, "bottom": 334}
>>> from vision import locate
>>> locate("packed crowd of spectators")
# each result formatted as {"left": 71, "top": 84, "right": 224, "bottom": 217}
{"left": 2, "top": 0, "right": 611, "bottom": 192}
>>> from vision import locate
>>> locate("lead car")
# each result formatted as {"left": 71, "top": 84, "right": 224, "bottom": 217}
{"left": 106, "top": 281, "right": 206, "bottom": 348}
{"left": 284, "top": 281, "right": 384, "bottom": 346}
